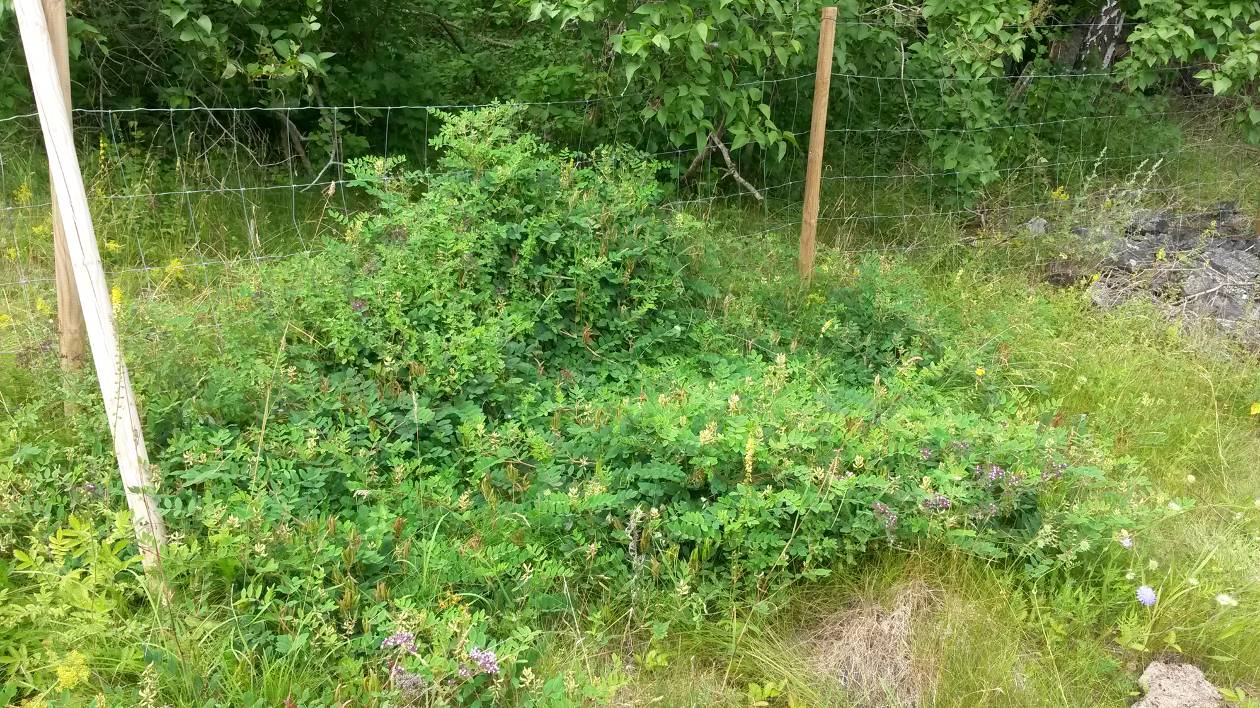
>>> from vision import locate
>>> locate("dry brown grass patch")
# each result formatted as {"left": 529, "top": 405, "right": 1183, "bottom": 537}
{"left": 802, "top": 582, "right": 941, "bottom": 707}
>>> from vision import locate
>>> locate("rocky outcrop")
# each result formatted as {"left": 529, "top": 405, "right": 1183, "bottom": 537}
{"left": 1075, "top": 202, "right": 1260, "bottom": 345}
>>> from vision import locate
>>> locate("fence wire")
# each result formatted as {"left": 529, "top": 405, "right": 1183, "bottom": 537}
{"left": 0, "top": 61, "right": 1256, "bottom": 358}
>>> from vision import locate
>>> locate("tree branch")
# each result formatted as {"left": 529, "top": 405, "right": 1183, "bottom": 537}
{"left": 709, "top": 133, "right": 764, "bottom": 202}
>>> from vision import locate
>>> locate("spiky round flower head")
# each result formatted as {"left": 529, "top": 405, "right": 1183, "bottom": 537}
{"left": 1136, "top": 585, "right": 1157, "bottom": 607}
{"left": 1117, "top": 530, "right": 1134, "bottom": 549}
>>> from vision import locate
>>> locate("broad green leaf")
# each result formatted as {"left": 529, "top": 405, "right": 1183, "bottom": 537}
{"left": 162, "top": 8, "right": 190, "bottom": 26}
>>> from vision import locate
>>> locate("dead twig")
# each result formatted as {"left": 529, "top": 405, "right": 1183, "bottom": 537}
{"left": 279, "top": 113, "right": 313, "bottom": 172}
{"left": 709, "top": 133, "right": 764, "bottom": 202}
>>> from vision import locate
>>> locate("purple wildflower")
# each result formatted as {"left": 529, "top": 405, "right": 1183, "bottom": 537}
{"left": 390, "top": 665, "right": 427, "bottom": 695}
{"left": 969, "top": 502, "right": 998, "bottom": 521}
{"left": 919, "top": 447, "right": 934, "bottom": 461}
{"left": 1045, "top": 461, "right": 1068, "bottom": 480}
{"left": 458, "top": 666, "right": 473, "bottom": 679}
{"left": 872, "top": 501, "right": 898, "bottom": 530}
{"left": 922, "top": 494, "right": 952, "bottom": 512}
{"left": 349, "top": 298, "right": 368, "bottom": 314}
{"left": 974, "top": 463, "right": 1008, "bottom": 483}
{"left": 81, "top": 482, "right": 98, "bottom": 494}
{"left": 1117, "top": 530, "right": 1134, "bottom": 549}
{"left": 468, "top": 647, "right": 501, "bottom": 675}
{"left": 380, "top": 631, "right": 418, "bottom": 653}
{"left": 1136, "top": 585, "right": 1157, "bottom": 607}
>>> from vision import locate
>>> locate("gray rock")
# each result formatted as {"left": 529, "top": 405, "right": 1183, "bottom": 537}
{"left": 1134, "top": 661, "right": 1223, "bottom": 708}
{"left": 1025, "top": 216, "right": 1049, "bottom": 235}
{"left": 1059, "top": 202, "right": 1260, "bottom": 346}
{"left": 1183, "top": 248, "right": 1259, "bottom": 323}
{"left": 1088, "top": 279, "right": 1129, "bottom": 310}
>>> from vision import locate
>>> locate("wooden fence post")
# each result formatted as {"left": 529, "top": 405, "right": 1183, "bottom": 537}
{"left": 41, "top": 0, "right": 87, "bottom": 371}
{"left": 14, "top": 0, "right": 167, "bottom": 569}
{"left": 799, "top": 6, "right": 838, "bottom": 284}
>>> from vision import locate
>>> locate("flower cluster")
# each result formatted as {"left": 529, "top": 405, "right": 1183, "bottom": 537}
{"left": 390, "top": 664, "right": 427, "bottom": 695}
{"left": 872, "top": 501, "right": 898, "bottom": 530}
{"left": 380, "top": 631, "right": 418, "bottom": 653}
{"left": 974, "top": 463, "right": 1009, "bottom": 484}
{"left": 468, "top": 646, "right": 501, "bottom": 675}
{"left": 922, "top": 494, "right": 952, "bottom": 512}
{"left": 1136, "top": 585, "right": 1157, "bottom": 607}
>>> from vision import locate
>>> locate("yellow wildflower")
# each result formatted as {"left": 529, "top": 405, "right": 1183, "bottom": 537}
{"left": 975, "top": 367, "right": 986, "bottom": 377}
{"left": 12, "top": 180, "right": 32, "bottom": 206}
{"left": 164, "top": 258, "right": 187, "bottom": 283}
{"left": 1250, "top": 402, "right": 1260, "bottom": 416}
{"left": 104, "top": 240, "right": 122, "bottom": 254}
{"left": 111, "top": 286, "right": 123, "bottom": 312}
{"left": 1049, "top": 185, "right": 1070, "bottom": 202}
{"left": 55, "top": 651, "right": 90, "bottom": 689}
{"left": 35, "top": 298, "right": 52, "bottom": 316}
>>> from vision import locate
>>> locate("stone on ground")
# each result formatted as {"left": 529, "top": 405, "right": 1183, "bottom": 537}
{"left": 1134, "top": 661, "right": 1224, "bottom": 708}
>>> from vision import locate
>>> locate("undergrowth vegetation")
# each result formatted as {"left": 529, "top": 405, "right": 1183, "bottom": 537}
{"left": 7, "top": 104, "right": 1248, "bottom": 706}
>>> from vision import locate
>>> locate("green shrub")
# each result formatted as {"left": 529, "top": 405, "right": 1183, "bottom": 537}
{"left": 0, "top": 107, "right": 1151, "bottom": 705}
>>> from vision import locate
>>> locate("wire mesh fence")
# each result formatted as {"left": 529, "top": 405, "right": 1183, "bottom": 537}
{"left": 1, "top": 52, "right": 1256, "bottom": 360}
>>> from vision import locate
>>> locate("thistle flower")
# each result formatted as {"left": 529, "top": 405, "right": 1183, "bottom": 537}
{"left": 1136, "top": 585, "right": 1157, "bottom": 607}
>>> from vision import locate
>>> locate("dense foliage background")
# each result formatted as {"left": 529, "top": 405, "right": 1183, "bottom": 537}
{"left": 2, "top": 0, "right": 1258, "bottom": 192}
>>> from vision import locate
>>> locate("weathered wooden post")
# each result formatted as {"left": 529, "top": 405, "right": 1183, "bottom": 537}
{"left": 15, "top": 0, "right": 167, "bottom": 570}
{"left": 799, "top": 6, "right": 838, "bottom": 284}
{"left": 40, "top": 0, "right": 87, "bottom": 371}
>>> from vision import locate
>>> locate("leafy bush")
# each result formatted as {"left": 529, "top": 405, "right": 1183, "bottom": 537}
{"left": 268, "top": 105, "right": 693, "bottom": 380}
{"left": 0, "top": 107, "right": 1150, "bottom": 705}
